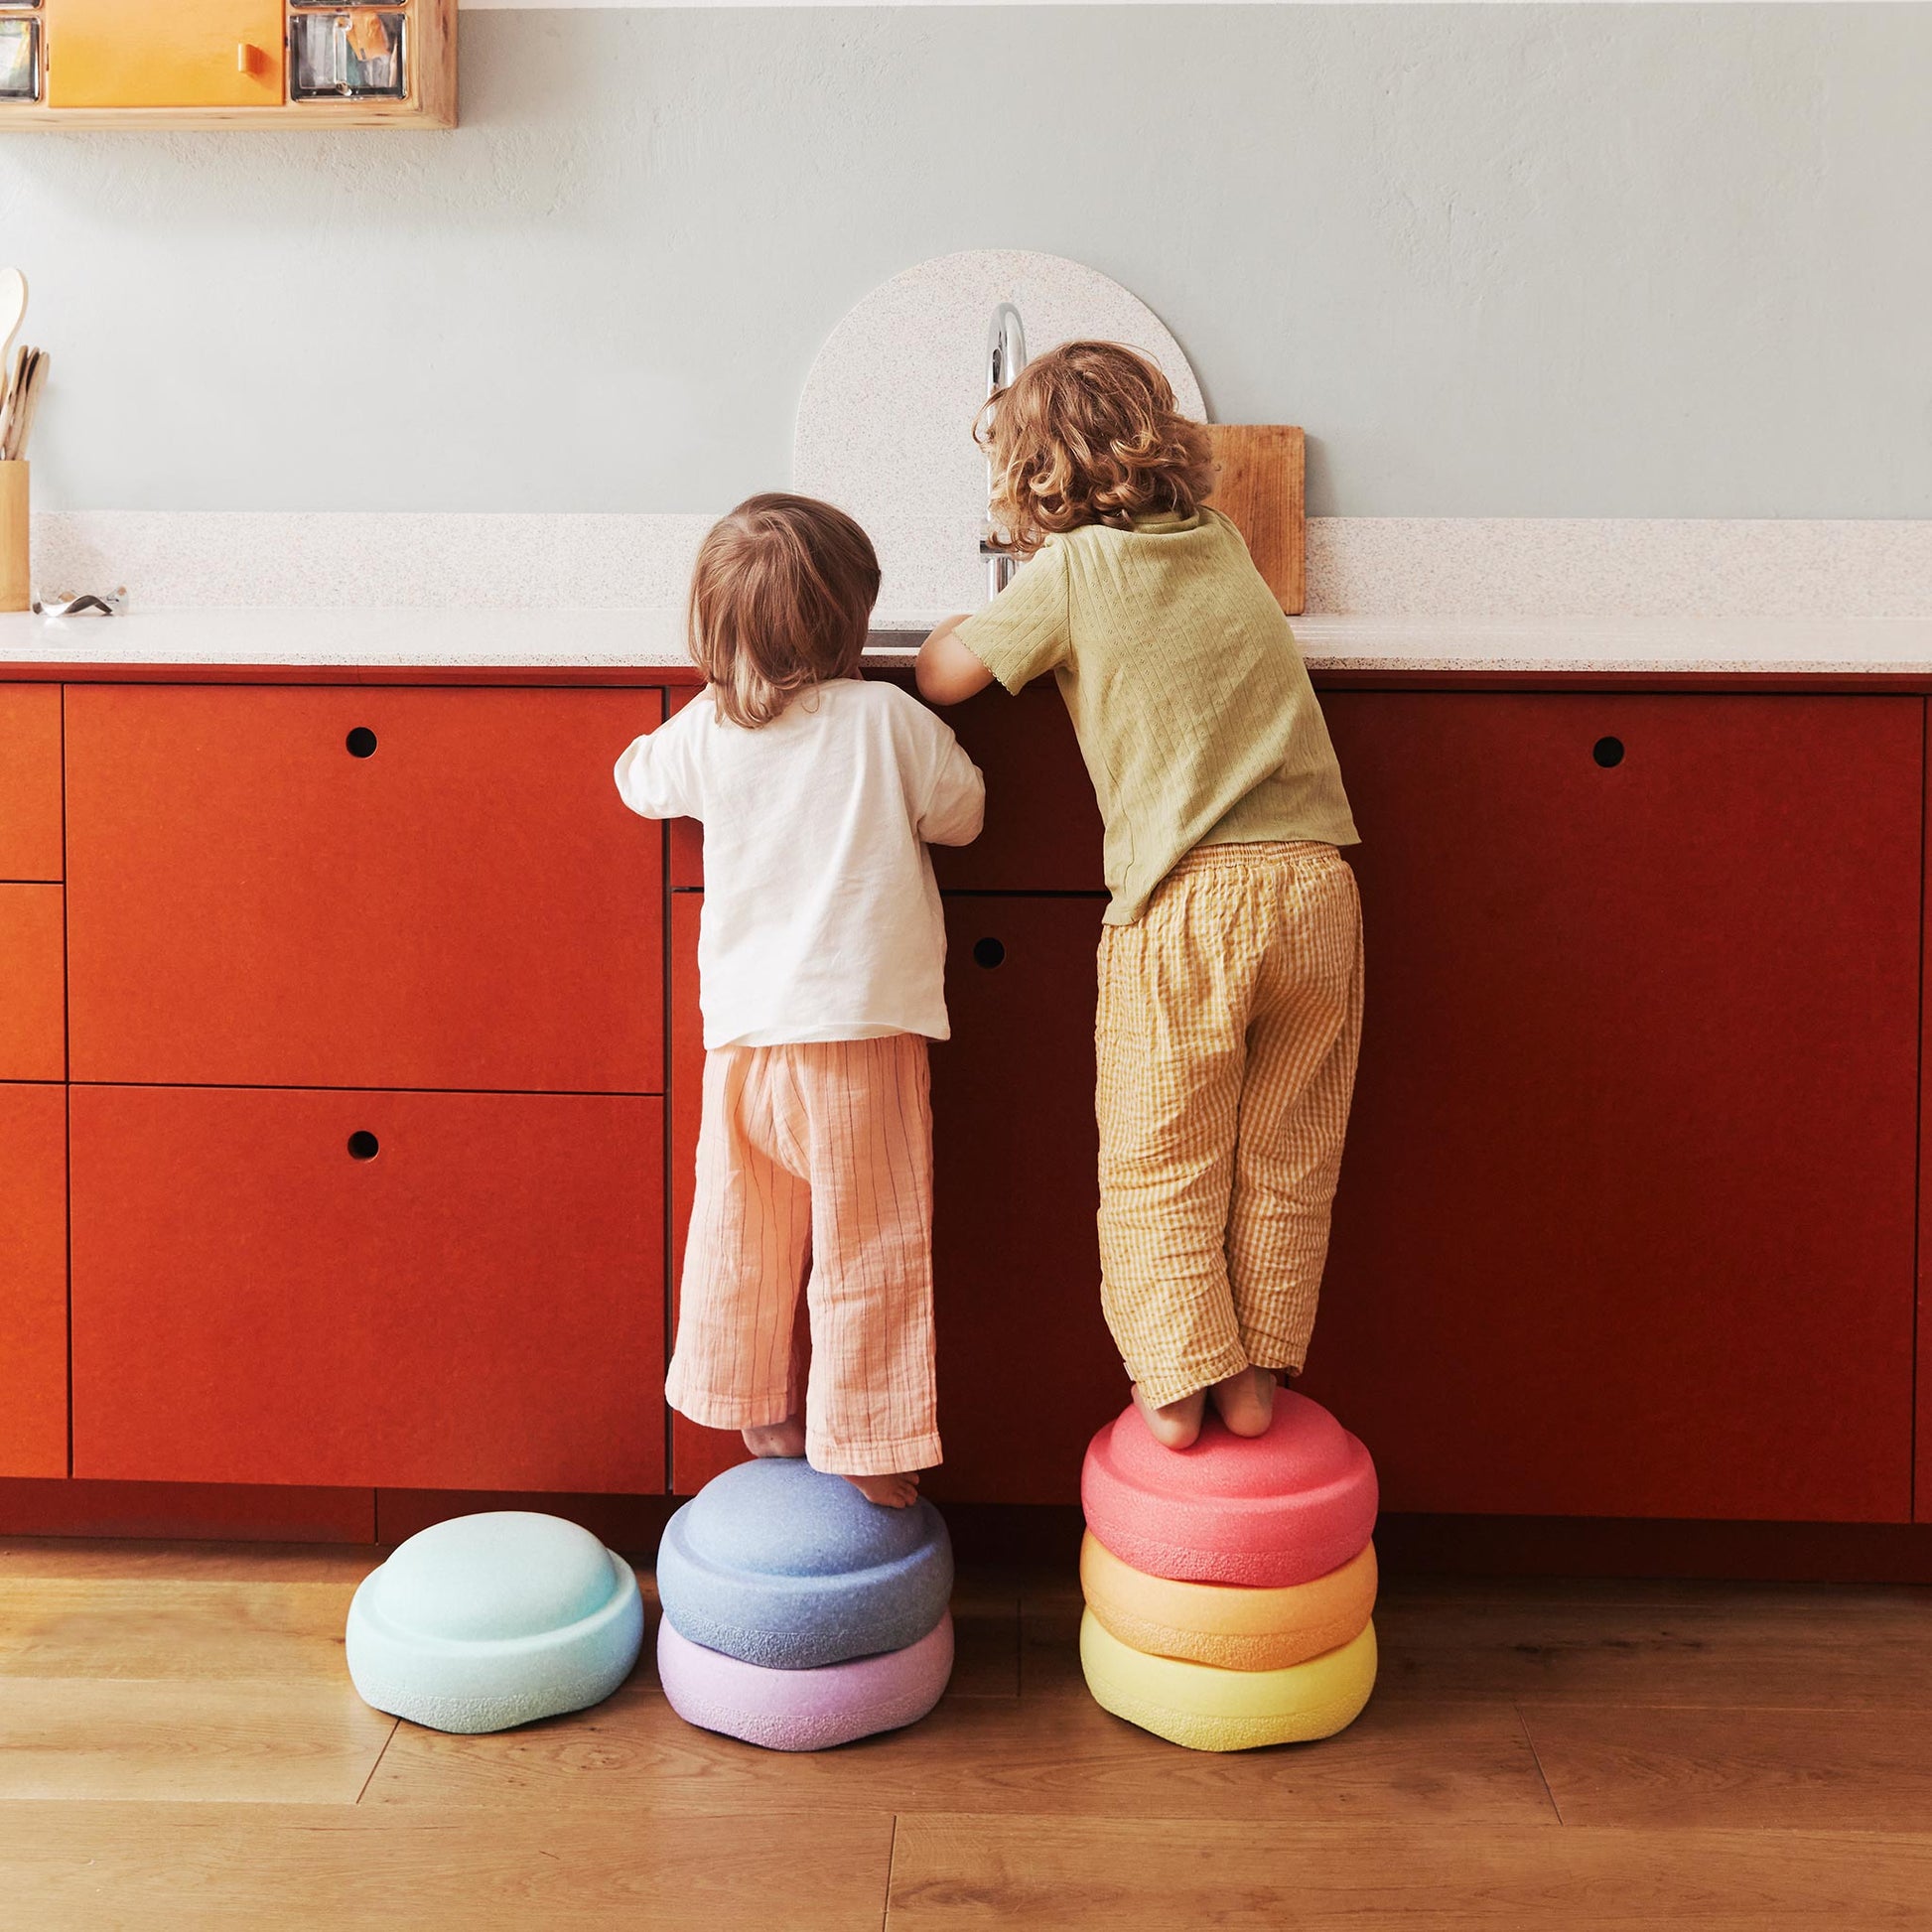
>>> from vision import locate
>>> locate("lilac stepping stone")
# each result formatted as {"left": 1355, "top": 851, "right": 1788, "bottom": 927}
{"left": 657, "top": 1610, "right": 954, "bottom": 1751}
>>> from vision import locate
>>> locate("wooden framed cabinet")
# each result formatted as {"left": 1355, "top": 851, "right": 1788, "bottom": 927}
{"left": 4, "top": 0, "right": 457, "bottom": 126}
{"left": 1302, "top": 692, "right": 1922, "bottom": 1523}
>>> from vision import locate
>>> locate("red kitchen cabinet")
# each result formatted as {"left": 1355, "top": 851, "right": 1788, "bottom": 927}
{"left": 667, "top": 890, "right": 1118, "bottom": 1501}
{"left": 0, "top": 1084, "right": 67, "bottom": 1477}
{"left": 926, "top": 896, "right": 1117, "bottom": 1502}
{"left": 0, "top": 884, "right": 64, "bottom": 1080}
{"left": 0, "top": 684, "right": 63, "bottom": 882}
{"left": 70, "top": 1084, "right": 665, "bottom": 1492}
{"left": 1300, "top": 693, "right": 1920, "bottom": 1523}
{"left": 1919, "top": 759, "right": 1932, "bottom": 1524}
{"left": 65, "top": 685, "right": 665, "bottom": 1093}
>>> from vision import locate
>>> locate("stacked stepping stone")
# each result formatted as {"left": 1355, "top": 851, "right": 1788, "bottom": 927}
{"left": 655, "top": 1457, "right": 954, "bottom": 1750}
{"left": 1079, "top": 1392, "right": 1379, "bottom": 1751}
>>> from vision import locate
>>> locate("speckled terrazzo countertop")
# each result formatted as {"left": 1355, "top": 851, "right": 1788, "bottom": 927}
{"left": 7, "top": 609, "right": 1932, "bottom": 682}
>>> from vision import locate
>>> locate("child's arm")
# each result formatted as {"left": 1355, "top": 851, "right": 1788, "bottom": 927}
{"left": 917, "top": 544, "right": 1071, "bottom": 704}
{"left": 918, "top": 730, "right": 986, "bottom": 848}
{"left": 614, "top": 705, "right": 702, "bottom": 822}
{"left": 915, "top": 617, "right": 995, "bottom": 706}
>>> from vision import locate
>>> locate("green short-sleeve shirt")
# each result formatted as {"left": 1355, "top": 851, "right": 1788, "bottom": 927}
{"left": 955, "top": 508, "right": 1359, "bottom": 924}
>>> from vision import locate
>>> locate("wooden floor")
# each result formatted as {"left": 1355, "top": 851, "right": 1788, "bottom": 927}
{"left": 3, "top": 1540, "right": 1931, "bottom": 1928}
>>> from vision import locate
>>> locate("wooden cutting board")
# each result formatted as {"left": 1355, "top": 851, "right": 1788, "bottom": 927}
{"left": 1207, "top": 424, "right": 1306, "bottom": 616}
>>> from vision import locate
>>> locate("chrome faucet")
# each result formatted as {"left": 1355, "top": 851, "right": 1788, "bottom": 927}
{"left": 980, "top": 302, "right": 1028, "bottom": 597}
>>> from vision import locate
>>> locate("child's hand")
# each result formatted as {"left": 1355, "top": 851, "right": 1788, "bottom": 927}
{"left": 915, "top": 617, "right": 995, "bottom": 705}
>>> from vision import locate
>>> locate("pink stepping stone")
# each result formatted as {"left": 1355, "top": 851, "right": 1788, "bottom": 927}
{"left": 1081, "top": 1393, "right": 1378, "bottom": 1587}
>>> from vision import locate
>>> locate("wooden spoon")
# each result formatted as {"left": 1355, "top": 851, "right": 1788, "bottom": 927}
{"left": 0, "top": 270, "right": 26, "bottom": 395}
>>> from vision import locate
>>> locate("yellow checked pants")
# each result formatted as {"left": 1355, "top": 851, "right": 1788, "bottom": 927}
{"left": 1096, "top": 841, "right": 1364, "bottom": 1408}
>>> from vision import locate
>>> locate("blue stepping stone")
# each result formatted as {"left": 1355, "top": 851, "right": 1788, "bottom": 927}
{"left": 657, "top": 1458, "right": 952, "bottom": 1670}
{"left": 345, "top": 1511, "right": 643, "bottom": 1733}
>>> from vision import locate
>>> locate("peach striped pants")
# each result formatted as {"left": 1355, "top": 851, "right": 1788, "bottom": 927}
{"left": 665, "top": 1035, "right": 942, "bottom": 1477}
{"left": 1096, "top": 841, "right": 1364, "bottom": 1408}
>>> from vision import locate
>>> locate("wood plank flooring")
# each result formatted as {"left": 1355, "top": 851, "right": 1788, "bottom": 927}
{"left": 2, "top": 1538, "right": 1929, "bottom": 1927}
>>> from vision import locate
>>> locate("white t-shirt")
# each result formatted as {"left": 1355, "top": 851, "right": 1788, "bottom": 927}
{"left": 615, "top": 679, "right": 985, "bottom": 1048}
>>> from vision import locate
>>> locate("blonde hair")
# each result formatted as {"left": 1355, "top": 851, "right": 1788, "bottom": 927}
{"left": 688, "top": 493, "right": 881, "bottom": 729}
{"left": 980, "top": 341, "right": 1216, "bottom": 558}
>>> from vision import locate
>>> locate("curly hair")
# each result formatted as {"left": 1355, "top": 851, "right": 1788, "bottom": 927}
{"left": 980, "top": 341, "right": 1216, "bottom": 557}
{"left": 688, "top": 493, "right": 880, "bottom": 729}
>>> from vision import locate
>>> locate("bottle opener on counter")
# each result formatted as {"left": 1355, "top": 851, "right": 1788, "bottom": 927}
{"left": 33, "top": 588, "right": 126, "bottom": 617}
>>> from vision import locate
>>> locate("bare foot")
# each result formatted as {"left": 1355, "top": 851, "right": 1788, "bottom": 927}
{"left": 743, "top": 1415, "right": 806, "bottom": 1459}
{"left": 844, "top": 1470, "right": 921, "bottom": 1508}
{"left": 1132, "top": 1383, "right": 1205, "bottom": 1449}
{"left": 1209, "top": 1366, "right": 1276, "bottom": 1438}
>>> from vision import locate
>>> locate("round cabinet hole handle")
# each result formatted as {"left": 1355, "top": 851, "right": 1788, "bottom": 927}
{"left": 1592, "top": 736, "right": 1624, "bottom": 768}
{"left": 345, "top": 727, "right": 378, "bottom": 759}
{"left": 346, "top": 1131, "right": 380, "bottom": 1161}
{"left": 972, "top": 937, "right": 1007, "bottom": 969}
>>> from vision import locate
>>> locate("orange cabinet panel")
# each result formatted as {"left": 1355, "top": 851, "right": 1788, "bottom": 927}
{"left": 0, "top": 1084, "right": 67, "bottom": 1478}
{"left": 70, "top": 1085, "right": 665, "bottom": 1492}
{"left": 0, "top": 685, "right": 63, "bottom": 882}
{"left": 66, "top": 685, "right": 665, "bottom": 1092}
{"left": 1302, "top": 693, "right": 1920, "bottom": 1523}
{"left": 667, "top": 891, "right": 1119, "bottom": 1502}
{"left": 48, "top": 0, "right": 284, "bottom": 109}
{"left": 0, "top": 884, "right": 64, "bottom": 1080}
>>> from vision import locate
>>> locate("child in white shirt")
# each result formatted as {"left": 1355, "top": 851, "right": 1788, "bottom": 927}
{"left": 617, "top": 493, "right": 984, "bottom": 1505}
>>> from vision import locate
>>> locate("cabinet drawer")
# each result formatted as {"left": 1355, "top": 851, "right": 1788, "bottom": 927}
{"left": 0, "top": 1083, "right": 68, "bottom": 1478}
{"left": 0, "top": 685, "right": 63, "bottom": 882}
{"left": 665, "top": 680, "right": 1105, "bottom": 894}
{"left": 48, "top": 0, "right": 284, "bottom": 108}
{"left": 67, "top": 685, "right": 665, "bottom": 1091}
{"left": 0, "top": 884, "right": 64, "bottom": 1080}
{"left": 71, "top": 1085, "right": 666, "bottom": 1492}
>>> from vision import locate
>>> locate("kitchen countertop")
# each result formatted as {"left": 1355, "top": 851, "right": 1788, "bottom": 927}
{"left": 7, "top": 607, "right": 1932, "bottom": 681}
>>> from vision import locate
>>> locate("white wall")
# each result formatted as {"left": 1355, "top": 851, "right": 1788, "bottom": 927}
{"left": 3, "top": 4, "right": 1926, "bottom": 519}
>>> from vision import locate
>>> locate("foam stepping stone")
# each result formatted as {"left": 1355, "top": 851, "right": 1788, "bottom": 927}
{"left": 657, "top": 1607, "right": 954, "bottom": 1751}
{"left": 1080, "top": 1608, "right": 1376, "bottom": 1751}
{"left": 656, "top": 1457, "right": 952, "bottom": 1670}
{"left": 1080, "top": 1530, "right": 1376, "bottom": 1672}
{"left": 345, "top": 1511, "right": 643, "bottom": 1734}
{"left": 1081, "top": 1393, "right": 1378, "bottom": 1588}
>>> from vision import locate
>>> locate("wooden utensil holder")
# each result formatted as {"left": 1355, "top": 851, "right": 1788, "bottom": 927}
{"left": 0, "top": 462, "right": 28, "bottom": 613}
